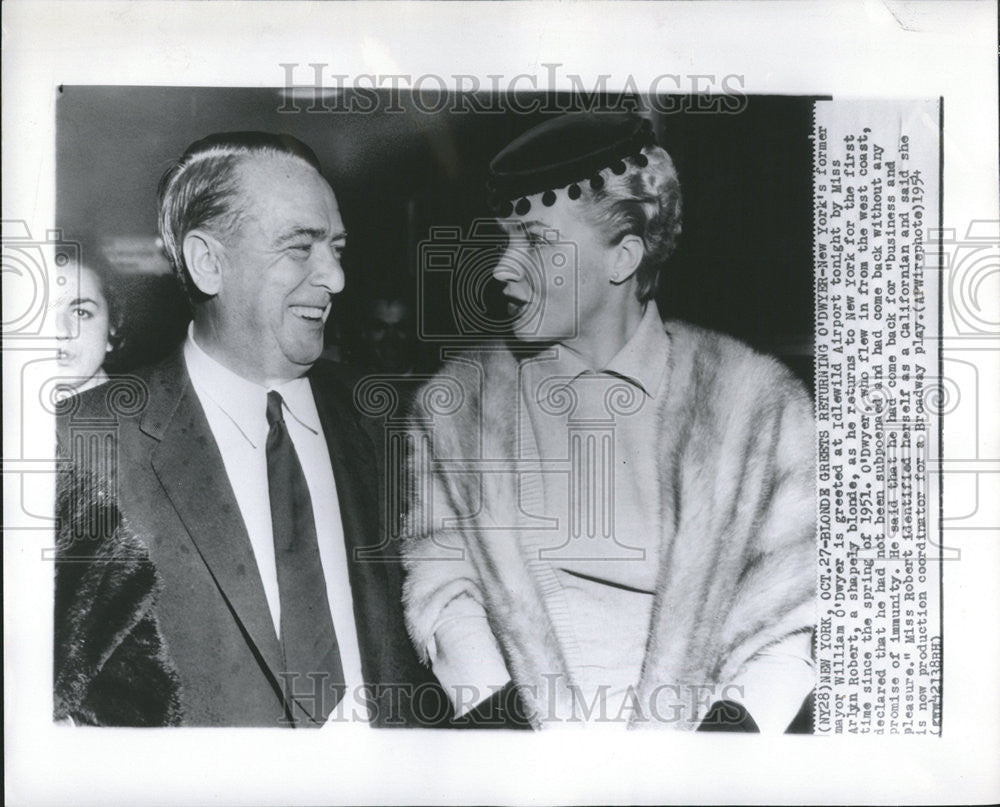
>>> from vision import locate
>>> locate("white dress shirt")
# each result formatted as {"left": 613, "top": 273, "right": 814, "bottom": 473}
{"left": 183, "top": 327, "right": 366, "bottom": 724}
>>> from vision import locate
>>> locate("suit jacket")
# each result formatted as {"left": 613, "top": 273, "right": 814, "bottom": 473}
{"left": 57, "top": 349, "right": 446, "bottom": 727}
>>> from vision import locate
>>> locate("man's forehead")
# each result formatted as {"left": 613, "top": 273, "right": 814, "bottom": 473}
{"left": 239, "top": 150, "right": 319, "bottom": 180}
{"left": 235, "top": 153, "right": 341, "bottom": 227}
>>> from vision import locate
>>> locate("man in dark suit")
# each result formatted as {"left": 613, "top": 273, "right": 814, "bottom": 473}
{"left": 56, "top": 132, "right": 447, "bottom": 728}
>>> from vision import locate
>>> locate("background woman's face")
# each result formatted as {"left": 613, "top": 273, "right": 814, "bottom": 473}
{"left": 56, "top": 264, "right": 112, "bottom": 389}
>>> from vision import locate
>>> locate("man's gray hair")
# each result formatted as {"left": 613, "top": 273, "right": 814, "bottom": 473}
{"left": 157, "top": 132, "right": 323, "bottom": 303}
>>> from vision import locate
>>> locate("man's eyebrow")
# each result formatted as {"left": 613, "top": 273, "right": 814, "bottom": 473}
{"left": 273, "top": 226, "right": 348, "bottom": 246}
{"left": 67, "top": 297, "right": 99, "bottom": 307}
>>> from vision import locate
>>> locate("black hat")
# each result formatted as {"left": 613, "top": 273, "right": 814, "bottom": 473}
{"left": 487, "top": 112, "right": 656, "bottom": 216}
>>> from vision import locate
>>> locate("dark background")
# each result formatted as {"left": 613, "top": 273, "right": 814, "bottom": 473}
{"left": 57, "top": 87, "right": 817, "bottom": 388}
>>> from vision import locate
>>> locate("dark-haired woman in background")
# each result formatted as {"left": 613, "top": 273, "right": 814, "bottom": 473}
{"left": 55, "top": 253, "right": 123, "bottom": 396}
{"left": 53, "top": 247, "right": 182, "bottom": 726}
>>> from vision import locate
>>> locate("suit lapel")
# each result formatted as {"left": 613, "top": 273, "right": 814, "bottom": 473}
{"left": 146, "top": 355, "right": 285, "bottom": 685}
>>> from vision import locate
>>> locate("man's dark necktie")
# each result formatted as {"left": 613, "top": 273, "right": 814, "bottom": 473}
{"left": 265, "top": 390, "right": 345, "bottom": 726}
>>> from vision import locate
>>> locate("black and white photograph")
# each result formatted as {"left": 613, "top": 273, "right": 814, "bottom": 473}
{"left": 3, "top": 2, "right": 998, "bottom": 805}
{"left": 52, "top": 89, "right": 821, "bottom": 733}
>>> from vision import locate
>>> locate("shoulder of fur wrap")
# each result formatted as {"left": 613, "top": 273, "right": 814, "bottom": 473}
{"left": 54, "top": 467, "right": 183, "bottom": 727}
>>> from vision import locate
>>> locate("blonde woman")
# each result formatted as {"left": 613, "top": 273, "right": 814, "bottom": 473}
{"left": 403, "top": 113, "right": 816, "bottom": 732}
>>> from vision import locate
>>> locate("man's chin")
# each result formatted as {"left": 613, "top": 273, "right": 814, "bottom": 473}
{"left": 296, "top": 348, "right": 324, "bottom": 368}
{"left": 280, "top": 339, "right": 325, "bottom": 372}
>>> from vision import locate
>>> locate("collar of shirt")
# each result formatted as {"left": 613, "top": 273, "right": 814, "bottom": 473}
{"left": 525, "top": 301, "right": 671, "bottom": 399}
{"left": 183, "top": 325, "right": 320, "bottom": 449}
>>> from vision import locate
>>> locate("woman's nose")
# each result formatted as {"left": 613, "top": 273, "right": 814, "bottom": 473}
{"left": 491, "top": 246, "right": 526, "bottom": 284}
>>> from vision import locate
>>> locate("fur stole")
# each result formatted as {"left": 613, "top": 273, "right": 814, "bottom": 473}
{"left": 402, "top": 320, "right": 816, "bottom": 729}
{"left": 54, "top": 466, "right": 183, "bottom": 727}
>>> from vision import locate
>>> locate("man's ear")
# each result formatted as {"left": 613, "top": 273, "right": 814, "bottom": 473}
{"left": 182, "top": 230, "right": 225, "bottom": 297}
{"left": 608, "top": 234, "right": 645, "bottom": 285}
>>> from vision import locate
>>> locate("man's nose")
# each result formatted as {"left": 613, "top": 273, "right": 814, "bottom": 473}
{"left": 311, "top": 245, "right": 346, "bottom": 295}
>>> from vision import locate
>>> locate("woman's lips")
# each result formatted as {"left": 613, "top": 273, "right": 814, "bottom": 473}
{"left": 505, "top": 297, "right": 529, "bottom": 317}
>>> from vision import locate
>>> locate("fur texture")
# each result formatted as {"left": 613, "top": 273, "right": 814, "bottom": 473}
{"left": 402, "top": 321, "right": 816, "bottom": 729}
{"left": 54, "top": 466, "right": 183, "bottom": 727}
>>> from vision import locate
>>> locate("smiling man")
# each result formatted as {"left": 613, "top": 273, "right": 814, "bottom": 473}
{"left": 56, "top": 132, "right": 445, "bottom": 727}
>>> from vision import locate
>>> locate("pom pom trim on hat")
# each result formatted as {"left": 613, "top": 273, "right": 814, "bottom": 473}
{"left": 486, "top": 112, "right": 656, "bottom": 214}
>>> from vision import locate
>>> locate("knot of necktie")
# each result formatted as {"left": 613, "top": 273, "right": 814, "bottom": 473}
{"left": 266, "top": 390, "right": 285, "bottom": 428}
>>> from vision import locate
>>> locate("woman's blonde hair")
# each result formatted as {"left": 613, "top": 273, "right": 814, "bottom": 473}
{"left": 578, "top": 145, "right": 682, "bottom": 303}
